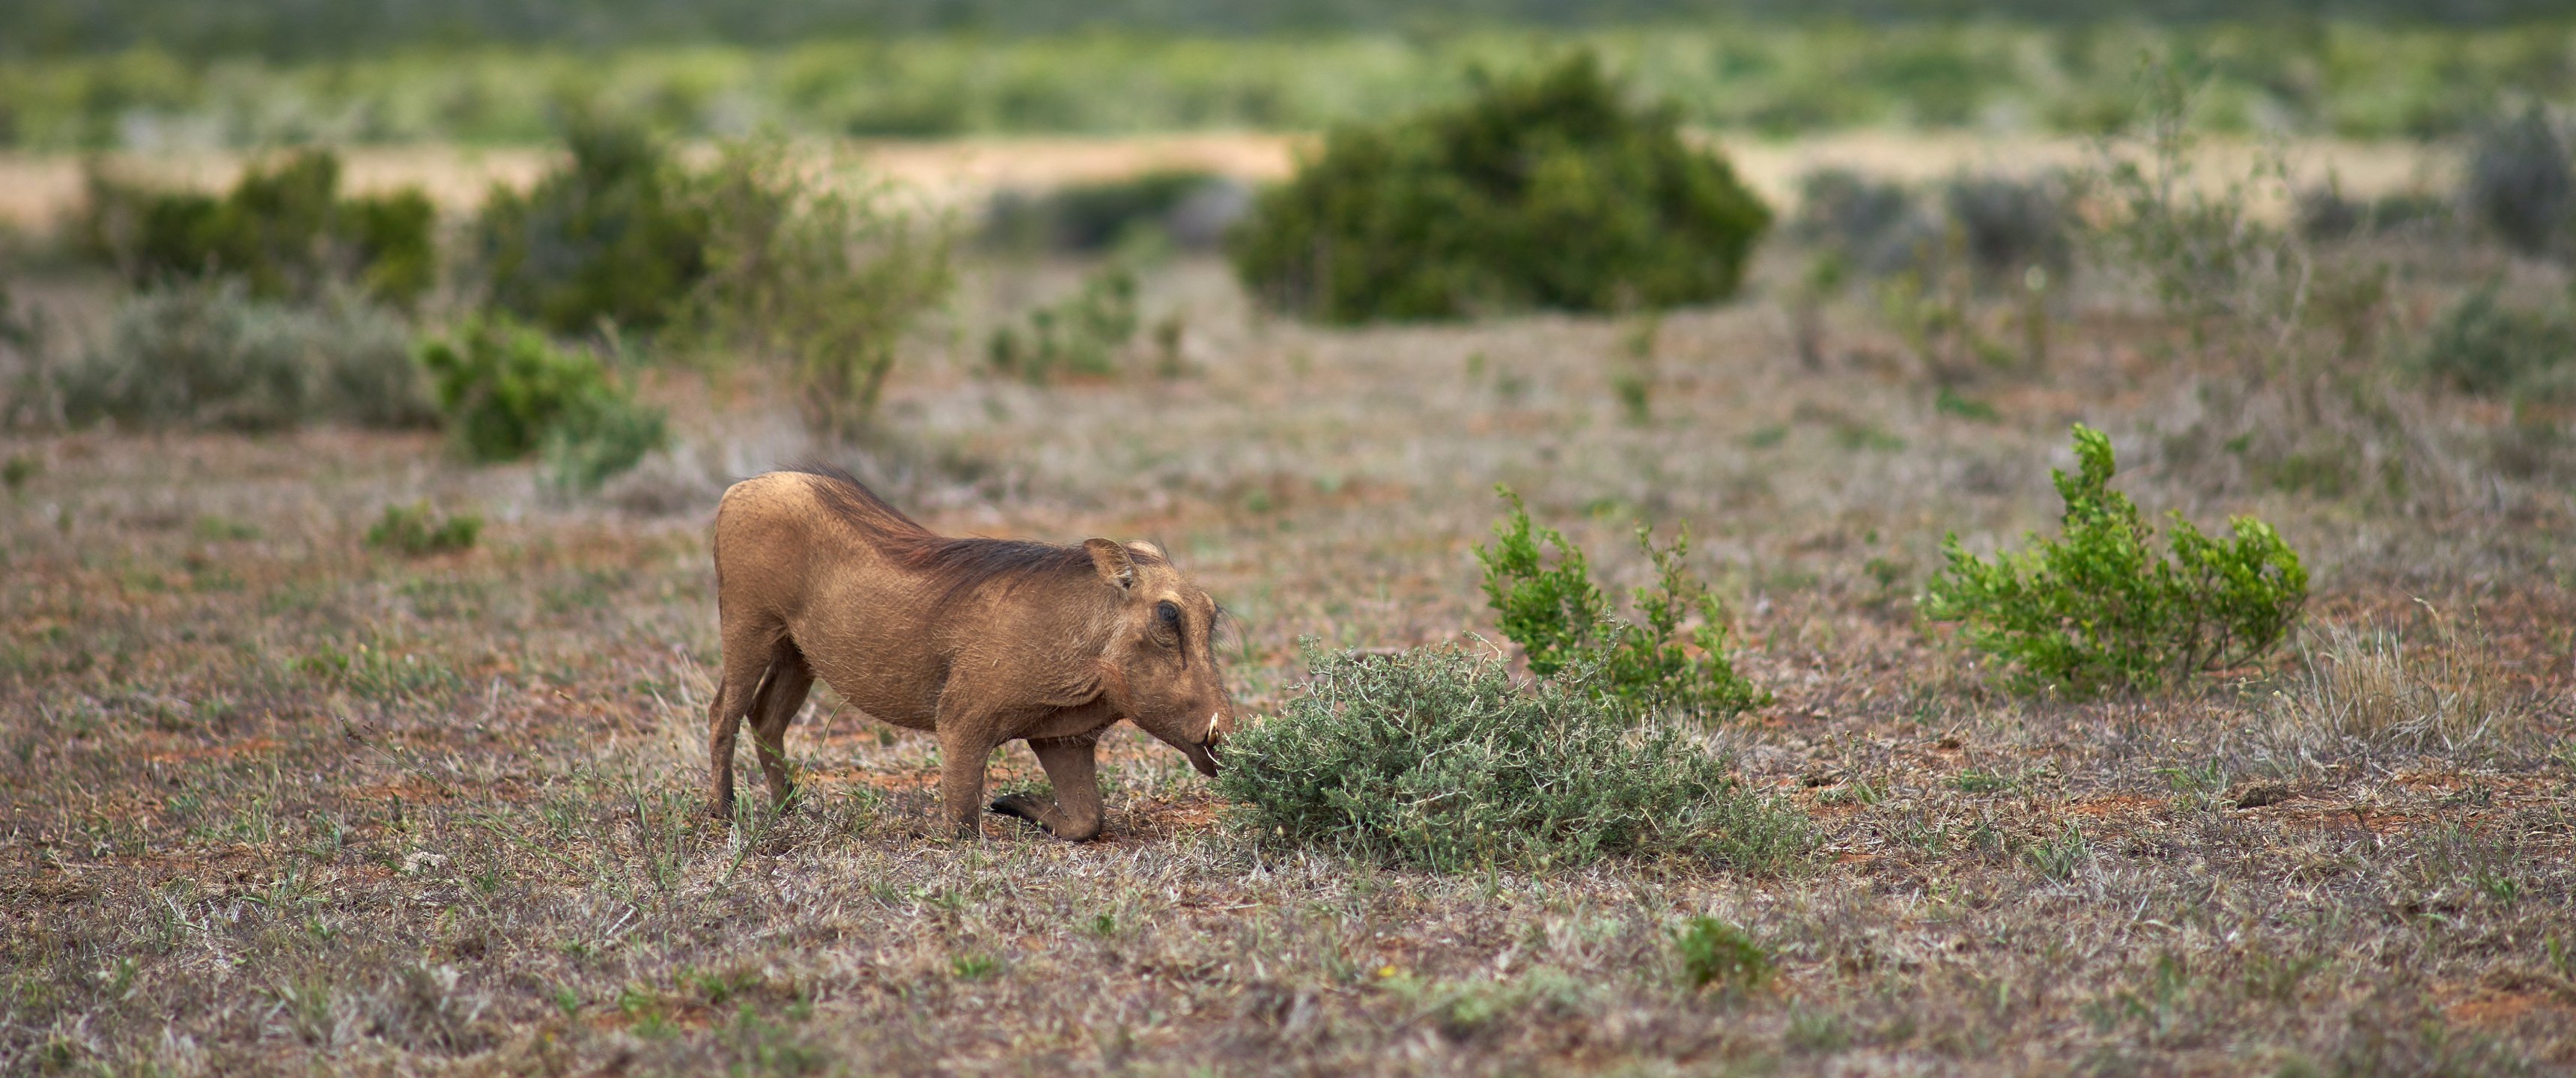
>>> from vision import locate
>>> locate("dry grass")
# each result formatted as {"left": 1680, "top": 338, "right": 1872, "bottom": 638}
{"left": 4, "top": 217, "right": 2574, "bottom": 1074}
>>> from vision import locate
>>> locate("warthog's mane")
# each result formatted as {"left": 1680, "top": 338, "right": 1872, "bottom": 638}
{"left": 786, "top": 463, "right": 1164, "bottom": 603}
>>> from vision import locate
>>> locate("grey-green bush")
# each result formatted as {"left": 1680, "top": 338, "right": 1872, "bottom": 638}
{"left": 2419, "top": 286, "right": 2575, "bottom": 400}
{"left": 1213, "top": 645, "right": 1813, "bottom": 874}
{"left": 2467, "top": 106, "right": 2572, "bottom": 258}
{"left": 57, "top": 284, "right": 434, "bottom": 431}
{"left": 1228, "top": 52, "right": 1770, "bottom": 323}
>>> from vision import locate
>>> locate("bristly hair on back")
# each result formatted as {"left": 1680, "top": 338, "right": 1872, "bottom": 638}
{"left": 783, "top": 463, "right": 1164, "bottom": 603}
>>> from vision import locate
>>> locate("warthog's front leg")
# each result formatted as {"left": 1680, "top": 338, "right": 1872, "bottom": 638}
{"left": 935, "top": 723, "right": 1000, "bottom": 838}
{"left": 989, "top": 735, "right": 1103, "bottom": 841}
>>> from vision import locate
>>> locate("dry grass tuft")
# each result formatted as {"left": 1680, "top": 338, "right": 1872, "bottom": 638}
{"left": 2261, "top": 612, "right": 2535, "bottom": 772}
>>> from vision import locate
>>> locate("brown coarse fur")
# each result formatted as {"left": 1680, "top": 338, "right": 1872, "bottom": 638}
{"left": 706, "top": 465, "right": 1233, "bottom": 838}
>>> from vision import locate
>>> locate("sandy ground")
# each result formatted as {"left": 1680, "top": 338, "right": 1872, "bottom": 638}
{"left": 0, "top": 130, "right": 2461, "bottom": 230}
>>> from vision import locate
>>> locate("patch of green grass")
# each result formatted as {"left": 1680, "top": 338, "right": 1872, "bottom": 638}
{"left": 1674, "top": 916, "right": 1772, "bottom": 993}
{"left": 1935, "top": 386, "right": 2001, "bottom": 421}
{"left": 365, "top": 502, "right": 480, "bottom": 556}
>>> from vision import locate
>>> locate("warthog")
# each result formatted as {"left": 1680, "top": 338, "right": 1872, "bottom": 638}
{"left": 706, "top": 466, "right": 1233, "bottom": 838}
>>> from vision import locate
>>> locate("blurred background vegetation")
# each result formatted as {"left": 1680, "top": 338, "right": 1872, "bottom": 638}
{"left": 3, "top": 1, "right": 2573, "bottom": 149}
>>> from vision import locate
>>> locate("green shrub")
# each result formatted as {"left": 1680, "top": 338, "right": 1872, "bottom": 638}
{"left": 1922, "top": 424, "right": 2309, "bottom": 696}
{"left": 415, "top": 316, "right": 666, "bottom": 489}
{"left": 1212, "top": 645, "right": 1812, "bottom": 874}
{"left": 1674, "top": 917, "right": 1773, "bottom": 993}
{"left": 1477, "top": 487, "right": 1764, "bottom": 719}
{"left": 473, "top": 118, "right": 711, "bottom": 335}
{"left": 985, "top": 264, "right": 1139, "bottom": 383}
{"left": 56, "top": 284, "right": 434, "bottom": 431}
{"left": 1228, "top": 51, "right": 1770, "bottom": 323}
{"left": 2419, "top": 287, "right": 2575, "bottom": 399}
{"left": 80, "top": 150, "right": 437, "bottom": 308}
{"left": 683, "top": 135, "right": 955, "bottom": 436}
{"left": 366, "top": 502, "right": 482, "bottom": 555}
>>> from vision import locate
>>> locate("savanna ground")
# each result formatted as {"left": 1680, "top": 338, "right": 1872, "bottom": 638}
{"left": 4, "top": 138, "right": 2575, "bottom": 1076}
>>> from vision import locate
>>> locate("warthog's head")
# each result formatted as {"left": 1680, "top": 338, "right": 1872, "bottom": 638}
{"left": 1086, "top": 539, "right": 1233, "bottom": 776}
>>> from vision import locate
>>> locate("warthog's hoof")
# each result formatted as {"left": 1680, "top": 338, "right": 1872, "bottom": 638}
{"left": 988, "top": 794, "right": 1043, "bottom": 824}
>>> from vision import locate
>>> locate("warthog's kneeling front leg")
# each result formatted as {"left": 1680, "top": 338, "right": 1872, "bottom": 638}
{"left": 988, "top": 736, "right": 1103, "bottom": 841}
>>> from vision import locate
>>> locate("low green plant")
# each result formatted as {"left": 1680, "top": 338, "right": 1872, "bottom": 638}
{"left": 1922, "top": 424, "right": 2309, "bottom": 696}
{"left": 986, "top": 264, "right": 1140, "bottom": 383}
{"left": 414, "top": 316, "right": 666, "bottom": 490}
{"left": 1477, "top": 487, "right": 1764, "bottom": 719}
{"left": 1229, "top": 51, "right": 1770, "bottom": 323}
{"left": 1212, "top": 644, "right": 1811, "bottom": 874}
{"left": 81, "top": 150, "right": 437, "bottom": 308}
{"left": 1674, "top": 917, "right": 1773, "bottom": 993}
{"left": 55, "top": 284, "right": 434, "bottom": 431}
{"left": 366, "top": 502, "right": 482, "bottom": 555}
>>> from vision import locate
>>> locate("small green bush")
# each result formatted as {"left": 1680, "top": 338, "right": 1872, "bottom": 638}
{"left": 366, "top": 502, "right": 482, "bottom": 555}
{"left": 1213, "top": 645, "right": 1812, "bottom": 874}
{"left": 1477, "top": 487, "right": 1764, "bottom": 719}
{"left": 1922, "top": 424, "right": 2309, "bottom": 696}
{"left": 1674, "top": 917, "right": 1773, "bottom": 993}
{"left": 56, "top": 284, "right": 433, "bottom": 431}
{"left": 415, "top": 316, "right": 666, "bottom": 490}
{"left": 81, "top": 150, "right": 437, "bottom": 308}
{"left": 2419, "top": 287, "right": 2575, "bottom": 399}
{"left": 986, "top": 264, "right": 1139, "bottom": 383}
{"left": 473, "top": 118, "right": 711, "bottom": 335}
{"left": 1229, "top": 51, "right": 1770, "bottom": 323}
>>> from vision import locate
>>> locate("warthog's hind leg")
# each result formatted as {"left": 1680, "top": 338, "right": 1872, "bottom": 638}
{"left": 989, "top": 736, "right": 1104, "bottom": 841}
{"left": 747, "top": 643, "right": 815, "bottom": 810}
{"left": 708, "top": 622, "right": 789, "bottom": 820}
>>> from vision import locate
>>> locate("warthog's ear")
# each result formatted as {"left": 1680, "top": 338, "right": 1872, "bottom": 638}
{"left": 1084, "top": 538, "right": 1137, "bottom": 591}
{"left": 1124, "top": 539, "right": 1167, "bottom": 561}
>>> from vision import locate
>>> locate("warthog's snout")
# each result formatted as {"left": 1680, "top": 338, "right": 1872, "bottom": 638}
{"left": 1182, "top": 714, "right": 1221, "bottom": 777}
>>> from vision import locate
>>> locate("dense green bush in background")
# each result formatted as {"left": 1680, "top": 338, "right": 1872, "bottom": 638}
{"left": 415, "top": 315, "right": 666, "bottom": 490}
{"left": 81, "top": 150, "right": 437, "bottom": 308}
{"left": 54, "top": 284, "right": 432, "bottom": 430}
{"left": 1923, "top": 425, "right": 2309, "bottom": 696}
{"left": 473, "top": 119, "right": 712, "bottom": 335}
{"left": 1477, "top": 487, "right": 1764, "bottom": 719}
{"left": 1230, "top": 52, "right": 1770, "bottom": 322}
{"left": 1212, "top": 645, "right": 1812, "bottom": 874}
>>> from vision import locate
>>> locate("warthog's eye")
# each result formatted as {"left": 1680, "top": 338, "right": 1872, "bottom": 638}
{"left": 1154, "top": 600, "right": 1182, "bottom": 645}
